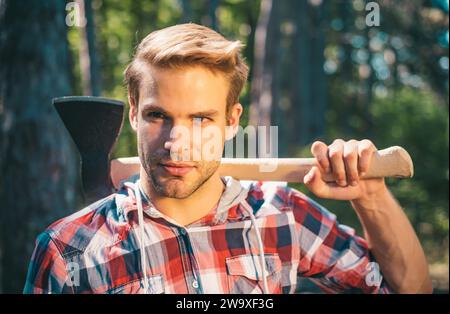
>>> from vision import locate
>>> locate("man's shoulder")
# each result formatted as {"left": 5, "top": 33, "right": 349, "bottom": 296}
{"left": 41, "top": 193, "right": 119, "bottom": 254}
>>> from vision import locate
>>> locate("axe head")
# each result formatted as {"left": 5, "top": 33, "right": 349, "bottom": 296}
{"left": 53, "top": 96, "right": 124, "bottom": 203}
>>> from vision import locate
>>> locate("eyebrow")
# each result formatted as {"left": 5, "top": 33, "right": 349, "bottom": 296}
{"left": 141, "top": 103, "right": 220, "bottom": 118}
{"left": 189, "top": 110, "right": 219, "bottom": 118}
{"left": 141, "top": 103, "right": 170, "bottom": 115}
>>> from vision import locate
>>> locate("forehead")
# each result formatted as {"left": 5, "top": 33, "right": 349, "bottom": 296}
{"left": 138, "top": 64, "right": 229, "bottom": 114}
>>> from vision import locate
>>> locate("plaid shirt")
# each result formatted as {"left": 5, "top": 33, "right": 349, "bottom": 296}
{"left": 24, "top": 176, "right": 392, "bottom": 294}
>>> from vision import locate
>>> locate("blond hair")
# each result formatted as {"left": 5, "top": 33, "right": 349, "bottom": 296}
{"left": 124, "top": 23, "right": 249, "bottom": 116}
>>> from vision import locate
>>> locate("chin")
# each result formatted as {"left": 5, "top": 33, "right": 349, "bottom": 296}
{"left": 155, "top": 178, "right": 198, "bottom": 199}
{"left": 161, "top": 188, "right": 196, "bottom": 199}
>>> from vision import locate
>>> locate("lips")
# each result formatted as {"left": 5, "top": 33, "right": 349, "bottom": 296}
{"left": 159, "top": 162, "right": 195, "bottom": 176}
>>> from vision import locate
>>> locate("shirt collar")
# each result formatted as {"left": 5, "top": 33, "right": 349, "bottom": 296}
{"left": 115, "top": 176, "right": 251, "bottom": 227}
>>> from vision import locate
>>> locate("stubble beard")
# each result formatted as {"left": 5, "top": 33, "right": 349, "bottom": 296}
{"left": 139, "top": 143, "right": 220, "bottom": 199}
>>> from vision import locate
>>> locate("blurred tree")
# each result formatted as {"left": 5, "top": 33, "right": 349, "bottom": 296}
{"left": 0, "top": 0, "right": 79, "bottom": 292}
{"left": 78, "top": 0, "right": 101, "bottom": 95}
{"left": 324, "top": 0, "right": 448, "bottom": 140}
{"left": 208, "top": 0, "right": 220, "bottom": 30}
{"left": 180, "top": 0, "right": 193, "bottom": 22}
{"left": 320, "top": 0, "right": 448, "bottom": 269}
{"left": 246, "top": 0, "right": 329, "bottom": 156}
{"left": 371, "top": 88, "right": 449, "bottom": 262}
{"left": 249, "top": 0, "right": 281, "bottom": 157}
{"left": 288, "top": 0, "right": 327, "bottom": 149}
{"left": 382, "top": 0, "right": 449, "bottom": 103}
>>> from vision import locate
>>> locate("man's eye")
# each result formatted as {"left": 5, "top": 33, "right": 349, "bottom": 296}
{"left": 194, "top": 117, "right": 212, "bottom": 123}
{"left": 147, "top": 112, "right": 166, "bottom": 119}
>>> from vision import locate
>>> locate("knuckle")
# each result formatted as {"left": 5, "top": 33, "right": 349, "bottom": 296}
{"left": 335, "top": 170, "right": 345, "bottom": 180}
{"left": 359, "top": 146, "right": 371, "bottom": 156}
{"left": 358, "top": 163, "right": 369, "bottom": 172}
{"left": 344, "top": 151, "right": 357, "bottom": 160}
{"left": 329, "top": 149, "right": 342, "bottom": 159}
{"left": 361, "top": 139, "right": 374, "bottom": 149}
{"left": 348, "top": 169, "right": 358, "bottom": 179}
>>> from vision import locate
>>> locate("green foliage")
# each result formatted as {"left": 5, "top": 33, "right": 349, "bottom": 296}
{"left": 371, "top": 88, "right": 449, "bottom": 261}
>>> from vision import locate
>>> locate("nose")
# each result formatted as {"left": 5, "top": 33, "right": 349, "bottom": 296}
{"left": 164, "top": 119, "right": 201, "bottom": 161}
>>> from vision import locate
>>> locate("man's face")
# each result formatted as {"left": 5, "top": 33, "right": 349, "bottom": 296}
{"left": 130, "top": 65, "right": 241, "bottom": 198}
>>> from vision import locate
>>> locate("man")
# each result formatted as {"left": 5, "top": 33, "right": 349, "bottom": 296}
{"left": 24, "top": 23, "right": 432, "bottom": 294}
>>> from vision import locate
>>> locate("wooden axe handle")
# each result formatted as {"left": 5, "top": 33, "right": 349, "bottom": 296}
{"left": 110, "top": 146, "right": 413, "bottom": 189}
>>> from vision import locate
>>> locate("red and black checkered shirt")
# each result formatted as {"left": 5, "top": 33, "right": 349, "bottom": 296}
{"left": 24, "top": 176, "right": 392, "bottom": 294}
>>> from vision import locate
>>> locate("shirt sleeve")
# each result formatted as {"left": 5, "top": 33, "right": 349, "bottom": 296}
{"left": 23, "top": 231, "right": 74, "bottom": 294}
{"left": 288, "top": 188, "right": 393, "bottom": 294}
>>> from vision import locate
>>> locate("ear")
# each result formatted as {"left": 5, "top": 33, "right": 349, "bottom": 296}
{"left": 225, "top": 103, "right": 243, "bottom": 141}
{"left": 128, "top": 94, "right": 138, "bottom": 131}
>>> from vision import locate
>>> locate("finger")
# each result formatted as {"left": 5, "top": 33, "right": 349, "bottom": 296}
{"left": 320, "top": 182, "right": 362, "bottom": 200}
{"left": 358, "top": 139, "right": 377, "bottom": 176}
{"left": 328, "top": 139, "right": 347, "bottom": 187}
{"left": 311, "top": 141, "right": 330, "bottom": 173}
{"left": 303, "top": 166, "right": 331, "bottom": 198}
{"left": 304, "top": 166, "right": 362, "bottom": 200}
{"left": 343, "top": 140, "right": 359, "bottom": 186}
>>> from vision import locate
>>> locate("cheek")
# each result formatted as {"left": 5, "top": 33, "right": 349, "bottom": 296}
{"left": 138, "top": 120, "right": 170, "bottom": 142}
{"left": 199, "top": 123, "right": 225, "bottom": 161}
{"left": 138, "top": 121, "right": 167, "bottom": 145}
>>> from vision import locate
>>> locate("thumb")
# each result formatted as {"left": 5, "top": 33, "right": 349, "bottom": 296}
{"left": 304, "top": 166, "right": 329, "bottom": 198}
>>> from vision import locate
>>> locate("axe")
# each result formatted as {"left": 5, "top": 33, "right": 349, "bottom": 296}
{"left": 53, "top": 96, "right": 124, "bottom": 203}
{"left": 53, "top": 97, "right": 414, "bottom": 202}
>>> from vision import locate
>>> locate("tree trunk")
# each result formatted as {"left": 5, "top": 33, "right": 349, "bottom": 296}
{"left": 340, "top": 0, "right": 355, "bottom": 136}
{"left": 290, "top": 0, "right": 312, "bottom": 147}
{"left": 78, "top": 0, "right": 101, "bottom": 96}
{"left": 310, "top": 1, "right": 327, "bottom": 140}
{"left": 0, "top": 0, "right": 78, "bottom": 293}
{"left": 249, "top": 0, "right": 281, "bottom": 157}
{"left": 209, "top": 0, "right": 219, "bottom": 31}
{"left": 180, "top": 0, "right": 192, "bottom": 23}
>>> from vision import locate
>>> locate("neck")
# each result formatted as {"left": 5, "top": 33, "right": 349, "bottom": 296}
{"left": 139, "top": 169, "right": 225, "bottom": 226}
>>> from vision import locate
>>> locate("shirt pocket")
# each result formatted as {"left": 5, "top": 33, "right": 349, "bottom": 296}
{"left": 105, "top": 274, "right": 165, "bottom": 294}
{"left": 226, "top": 253, "right": 282, "bottom": 294}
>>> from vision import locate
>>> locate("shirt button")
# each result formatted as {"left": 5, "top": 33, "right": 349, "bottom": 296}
{"left": 192, "top": 280, "right": 199, "bottom": 289}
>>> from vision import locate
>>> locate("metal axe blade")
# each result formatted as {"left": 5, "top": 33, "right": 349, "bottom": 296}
{"left": 53, "top": 96, "right": 124, "bottom": 203}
